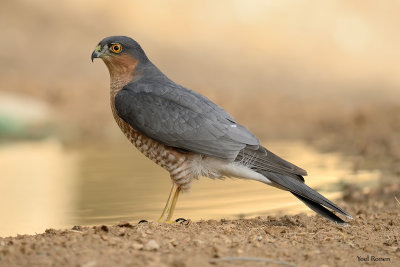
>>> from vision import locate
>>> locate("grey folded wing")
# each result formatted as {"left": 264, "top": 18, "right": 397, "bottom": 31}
{"left": 235, "top": 146, "right": 307, "bottom": 179}
{"left": 114, "top": 83, "right": 259, "bottom": 160}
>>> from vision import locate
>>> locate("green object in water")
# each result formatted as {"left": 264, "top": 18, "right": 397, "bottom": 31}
{"left": 0, "top": 116, "right": 25, "bottom": 135}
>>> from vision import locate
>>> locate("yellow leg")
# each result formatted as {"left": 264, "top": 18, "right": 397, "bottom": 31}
{"left": 166, "top": 186, "right": 181, "bottom": 222}
{"left": 158, "top": 183, "right": 181, "bottom": 223}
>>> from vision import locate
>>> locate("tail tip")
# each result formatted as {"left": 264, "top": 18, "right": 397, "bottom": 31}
{"left": 342, "top": 211, "right": 353, "bottom": 220}
{"left": 336, "top": 221, "right": 350, "bottom": 227}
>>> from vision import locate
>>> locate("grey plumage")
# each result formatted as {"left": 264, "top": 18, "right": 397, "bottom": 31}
{"left": 235, "top": 146, "right": 307, "bottom": 178}
{"left": 99, "top": 36, "right": 150, "bottom": 63}
{"left": 115, "top": 65, "right": 259, "bottom": 160}
{"left": 97, "top": 35, "right": 351, "bottom": 224}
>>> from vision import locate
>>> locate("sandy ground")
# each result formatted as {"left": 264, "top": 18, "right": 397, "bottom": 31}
{"left": 0, "top": 181, "right": 398, "bottom": 267}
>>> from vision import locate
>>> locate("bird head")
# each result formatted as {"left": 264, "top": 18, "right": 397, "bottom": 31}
{"left": 91, "top": 36, "right": 149, "bottom": 77}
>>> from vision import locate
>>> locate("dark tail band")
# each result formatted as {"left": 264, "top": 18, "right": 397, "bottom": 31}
{"left": 258, "top": 171, "right": 352, "bottom": 223}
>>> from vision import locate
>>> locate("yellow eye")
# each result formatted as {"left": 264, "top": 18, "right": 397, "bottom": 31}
{"left": 110, "top": 43, "right": 122, "bottom": 53}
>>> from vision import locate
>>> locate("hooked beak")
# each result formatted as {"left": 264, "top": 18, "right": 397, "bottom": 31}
{"left": 91, "top": 45, "right": 102, "bottom": 62}
{"left": 91, "top": 51, "right": 101, "bottom": 62}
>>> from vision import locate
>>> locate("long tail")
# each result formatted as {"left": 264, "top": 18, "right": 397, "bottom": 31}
{"left": 257, "top": 171, "right": 353, "bottom": 224}
{"left": 291, "top": 192, "right": 348, "bottom": 225}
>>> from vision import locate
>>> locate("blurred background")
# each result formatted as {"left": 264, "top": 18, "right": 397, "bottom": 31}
{"left": 0, "top": 0, "right": 399, "bottom": 236}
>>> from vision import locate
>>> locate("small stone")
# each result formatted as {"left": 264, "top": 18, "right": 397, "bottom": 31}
{"left": 211, "top": 245, "right": 221, "bottom": 258}
{"left": 72, "top": 225, "right": 82, "bottom": 231}
{"left": 193, "top": 239, "right": 204, "bottom": 246}
{"left": 45, "top": 229, "right": 57, "bottom": 235}
{"left": 171, "top": 240, "right": 179, "bottom": 247}
{"left": 144, "top": 239, "right": 159, "bottom": 251}
{"left": 363, "top": 245, "right": 372, "bottom": 252}
{"left": 132, "top": 243, "right": 143, "bottom": 250}
{"left": 82, "top": 260, "right": 97, "bottom": 267}
{"left": 257, "top": 235, "right": 263, "bottom": 241}
{"left": 100, "top": 225, "right": 109, "bottom": 232}
{"left": 171, "top": 259, "right": 185, "bottom": 267}
{"left": 265, "top": 236, "right": 275, "bottom": 243}
{"left": 118, "top": 221, "right": 134, "bottom": 228}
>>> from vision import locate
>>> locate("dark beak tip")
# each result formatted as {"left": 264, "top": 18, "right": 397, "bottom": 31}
{"left": 91, "top": 51, "right": 97, "bottom": 63}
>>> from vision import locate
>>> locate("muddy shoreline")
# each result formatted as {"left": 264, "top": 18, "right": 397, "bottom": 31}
{"left": 0, "top": 181, "right": 398, "bottom": 267}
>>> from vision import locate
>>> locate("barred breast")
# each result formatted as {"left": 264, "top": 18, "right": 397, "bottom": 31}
{"left": 110, "top": 87, "right": 199, "bottom": 189}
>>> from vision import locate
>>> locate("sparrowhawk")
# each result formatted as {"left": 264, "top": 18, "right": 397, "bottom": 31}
{"left": 91, "top": 36, "right": 352, "bottom": 224}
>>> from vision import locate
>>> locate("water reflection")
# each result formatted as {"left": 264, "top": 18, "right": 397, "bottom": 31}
{"left": 0, "top": 139, "right": 380, "bottom": 237}
{"left": 0, "top": 140, "right": 78, "bottom": 237}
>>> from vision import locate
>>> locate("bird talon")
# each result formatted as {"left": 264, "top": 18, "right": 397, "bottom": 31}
{"left": 175, "top": 218, "right": 187, "bottom": 224}
{"left": 138, "top": 219, "right": 148, "bottom": 224}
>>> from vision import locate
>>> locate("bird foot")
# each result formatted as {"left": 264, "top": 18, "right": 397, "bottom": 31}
{"left": 175, "top": 218, "right": 187, "bottom": 224}
{"left": 157, "top": 218, "right": 188, "bottom": 224}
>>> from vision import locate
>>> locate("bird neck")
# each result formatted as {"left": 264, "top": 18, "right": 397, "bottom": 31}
{"left": 103, "top": 54, "right": 141, "bottom": 95}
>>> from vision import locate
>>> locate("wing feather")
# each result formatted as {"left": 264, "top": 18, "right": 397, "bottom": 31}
{"left": 114, "top": 83, "right": 259, "bottom": 160}
{"left": 235, "top": 146, "right": 307, "bottom": 178}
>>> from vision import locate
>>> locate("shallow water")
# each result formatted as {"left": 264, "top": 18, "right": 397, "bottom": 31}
{"left": 0, "top": 139, "right": 380, "bottom": 237}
